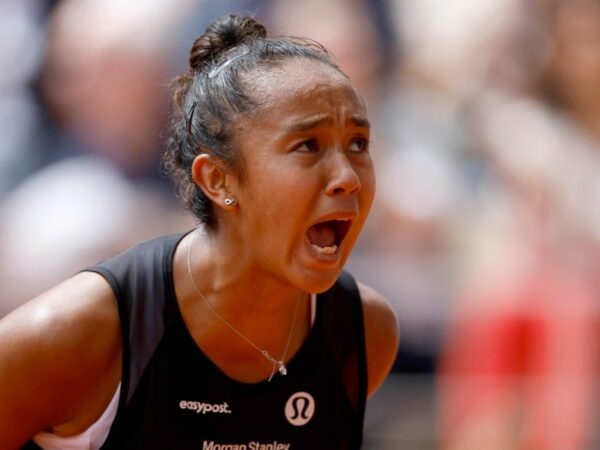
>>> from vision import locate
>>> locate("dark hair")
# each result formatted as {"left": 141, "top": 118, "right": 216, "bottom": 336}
{"left": 163, "top": 14, "right": 342, "bottom": 228}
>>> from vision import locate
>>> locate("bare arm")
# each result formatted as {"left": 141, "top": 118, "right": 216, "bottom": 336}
{"left": 358, "top": 282, "right": 399, "bottom": 398}
{"left": 0, "top": 272, "right": 121, "bottom": 449}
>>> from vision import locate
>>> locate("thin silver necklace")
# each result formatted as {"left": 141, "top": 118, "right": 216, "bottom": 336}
{"left": 186, "top": 230, "right": 301, "bottom": 382}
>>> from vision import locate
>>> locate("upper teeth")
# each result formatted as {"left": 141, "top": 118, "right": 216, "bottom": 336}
{"left": 312, "top": 244, "right": 338, "bottom": 255}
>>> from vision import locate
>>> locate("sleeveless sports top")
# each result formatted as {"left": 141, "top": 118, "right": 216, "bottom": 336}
{"left": 24, "top": 232, "right": 367, "bottom": 450}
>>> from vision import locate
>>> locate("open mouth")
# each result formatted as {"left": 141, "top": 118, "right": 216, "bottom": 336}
{"left": 306, "top": 219, "right": 352, "bottom": 255}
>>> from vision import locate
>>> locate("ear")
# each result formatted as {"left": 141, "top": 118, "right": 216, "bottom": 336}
{"left": 191, "top": 154, "right": 235, "bottom": 209}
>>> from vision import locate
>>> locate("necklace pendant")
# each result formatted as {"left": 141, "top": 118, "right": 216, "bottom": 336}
{"left": 277, "top": 361, "right": 287, "bottom": 376}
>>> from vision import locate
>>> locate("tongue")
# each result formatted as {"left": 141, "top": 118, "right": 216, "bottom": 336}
{"left": 307, "top": 222, "right": 336, "bottom": 248}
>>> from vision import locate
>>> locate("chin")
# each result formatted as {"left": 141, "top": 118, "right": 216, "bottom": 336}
{"left": 291, "top": 265, "right": 346, "bottom": 294}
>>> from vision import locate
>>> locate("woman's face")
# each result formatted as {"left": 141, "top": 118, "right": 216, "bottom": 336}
{"left": 227, "top": 58, "right": 375, "bottom": 292}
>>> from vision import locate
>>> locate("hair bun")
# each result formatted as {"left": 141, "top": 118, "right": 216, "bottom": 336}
{"left": 189, "top": 15, "right": 266, "bottom": 72}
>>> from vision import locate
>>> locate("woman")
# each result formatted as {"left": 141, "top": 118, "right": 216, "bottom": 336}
{"left": 0, "top": 14, "right": 398, "bottom": 450}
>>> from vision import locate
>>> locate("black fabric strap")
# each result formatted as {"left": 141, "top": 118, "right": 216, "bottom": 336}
{"left": 318, "top": 270, "right": 367, "bottom": 446}
{"left": 89, "top": 233, "right": 185, "bottom": 449}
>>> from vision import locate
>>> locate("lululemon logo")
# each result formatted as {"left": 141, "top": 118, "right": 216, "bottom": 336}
{"left": 284, "top": 392, "right": 315, "bottom": 426}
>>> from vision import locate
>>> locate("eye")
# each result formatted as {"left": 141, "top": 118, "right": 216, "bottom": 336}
{"left": 294, "top": 139, "right": 319, "bottom": 153}
{"left": 348, "top": 137, "right": 369, "bottom": 153}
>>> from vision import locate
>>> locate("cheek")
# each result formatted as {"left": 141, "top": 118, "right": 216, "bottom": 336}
{"left": 244, "top": 188, "right": 298, "bottom": 240}
{"left": 360, "top": 168, "right": 376, "bottom": 208}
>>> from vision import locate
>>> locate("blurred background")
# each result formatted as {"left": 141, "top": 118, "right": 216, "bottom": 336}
{"left": 1, "top": 0, "right": 600, "bottom": 448}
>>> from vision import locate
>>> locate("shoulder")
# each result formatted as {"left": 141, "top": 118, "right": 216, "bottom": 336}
{"left": 0, "top": 271, "right": 121, "bottom": 448}
{"left": 357, "top": 281, "right": 399, "bottom": 398}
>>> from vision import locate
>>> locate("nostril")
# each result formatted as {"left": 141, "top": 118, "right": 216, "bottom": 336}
{"left": 326, "top": 168, "right": 361, "bottom": 196}
{"left": 328, "top": 182, "right": 360, "bottom": 196}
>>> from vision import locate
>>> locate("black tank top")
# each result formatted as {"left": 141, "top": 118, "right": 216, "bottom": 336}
{"left": 25, "top": 232, "right": 367, "bottom": 450}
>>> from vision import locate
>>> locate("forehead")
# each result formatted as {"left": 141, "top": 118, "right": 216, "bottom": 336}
{"left": 246, "top": 58, "right": 367, "bottom": 125}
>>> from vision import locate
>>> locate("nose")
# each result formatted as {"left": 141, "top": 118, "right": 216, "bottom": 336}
{"left": 325, "top": 151, "right": 361, "bottom": 196}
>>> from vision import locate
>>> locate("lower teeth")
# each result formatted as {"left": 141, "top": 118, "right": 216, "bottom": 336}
{"left": 312, "top": 244, "right": 338, "bottom": 255}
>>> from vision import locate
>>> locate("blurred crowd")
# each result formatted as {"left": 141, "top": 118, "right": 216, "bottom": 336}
{"left": 1, "top": 0, "right": 600, "bottom": 448}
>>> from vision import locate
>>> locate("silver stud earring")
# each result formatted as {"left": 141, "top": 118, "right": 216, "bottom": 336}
{"left": 224, "top": 198, "right": 238, "bottom": 206}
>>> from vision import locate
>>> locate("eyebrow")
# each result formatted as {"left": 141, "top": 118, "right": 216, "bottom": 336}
{"left": 286, "top": 115, "right": 331, "bottom": 133}
{"left": 349, "top": 115, "right": 371, "bottom": 129}
{"left": 285, "top": 114, "right": 370, "bottom": 133}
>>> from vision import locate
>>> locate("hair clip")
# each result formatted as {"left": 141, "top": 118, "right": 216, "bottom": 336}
{"left": 186, "top": 101, "right": 198, "bottom": 139}
{"left": 208, "top": 49, "right": 251, "bottom": 79}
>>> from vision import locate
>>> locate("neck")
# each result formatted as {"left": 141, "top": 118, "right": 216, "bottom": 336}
{"left": 184, "top": 225, "right": 302, "bottom": 311}
{"left": 174, "top": 226, "right": 311, "bottom": 378}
